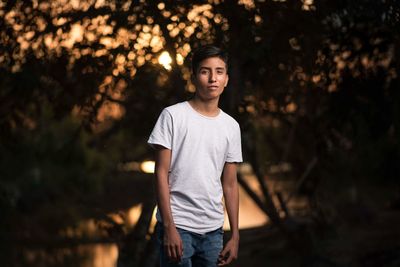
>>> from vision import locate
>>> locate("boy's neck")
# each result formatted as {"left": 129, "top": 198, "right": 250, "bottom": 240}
{"left": 189, "top": 97, "right": 220, "bottom": 117}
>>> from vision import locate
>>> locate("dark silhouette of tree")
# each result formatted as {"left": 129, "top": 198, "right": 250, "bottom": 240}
{"left": 1, "top": 0, "right": 400, "bottom": 266}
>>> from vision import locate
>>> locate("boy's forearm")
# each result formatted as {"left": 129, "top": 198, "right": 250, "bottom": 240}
{"left": 154, "top": 147, "right": 175, "bottom": 229}
{"left": 224, "top": 183, "right": 240, "bottom": 238}
{"left": 156, "top": 170, "right": 175, "bottom": 229}
{"left": 222, "top": 163, "right": 240, "bottom": 238}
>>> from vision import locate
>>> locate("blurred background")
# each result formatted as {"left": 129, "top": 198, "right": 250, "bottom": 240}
{"left": 1, "top": 0, "right": 400, "bottom": 266}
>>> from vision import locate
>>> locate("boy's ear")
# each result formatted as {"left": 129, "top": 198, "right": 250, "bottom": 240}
{"left": 224, "top": 74, "right": 229, "bottom": 87}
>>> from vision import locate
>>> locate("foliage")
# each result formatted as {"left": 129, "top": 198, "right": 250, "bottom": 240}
{"left": 1, "top": 0, "right": 400, "bottom": 266}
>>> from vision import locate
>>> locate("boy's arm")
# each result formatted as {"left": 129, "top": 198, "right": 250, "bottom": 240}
{"left": 219, "top": 162, "right": 240, "bottom": 266}
{"left": 154, "top": 145, "right": 183, "bottom": 262}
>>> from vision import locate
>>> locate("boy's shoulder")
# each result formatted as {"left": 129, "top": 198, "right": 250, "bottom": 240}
{"left": 164, "top": 101, "right": 188, "bottom": 114}
{"left": 219, "top": 109, "right": 240, "bottom": 128}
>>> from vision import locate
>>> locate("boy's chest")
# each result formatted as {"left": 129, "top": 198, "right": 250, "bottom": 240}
{"left": 173, "top": 118, "right": 230, "bottom": 154}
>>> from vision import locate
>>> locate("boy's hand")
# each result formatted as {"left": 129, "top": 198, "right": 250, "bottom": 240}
{"left": 163, "top": 226, "right": 183, "bottom": 262}
{"left": 218, "top": 237, "right": 239, "bottom": 266}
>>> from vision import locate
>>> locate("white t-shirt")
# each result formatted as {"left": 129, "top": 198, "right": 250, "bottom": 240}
{"left": 148, "top": 101, "right": 243, "bottom": 234}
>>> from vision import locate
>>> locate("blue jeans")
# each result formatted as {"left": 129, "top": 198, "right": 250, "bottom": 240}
{"left": 156, "top": 223, "right": 224, "bottom": 267}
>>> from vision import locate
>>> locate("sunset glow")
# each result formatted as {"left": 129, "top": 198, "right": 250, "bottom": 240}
{"left": 158, "top": 51, "right": 172, "bottom": 70}
{"left": 140, "top": 161, "right": 155, "bottom": 174}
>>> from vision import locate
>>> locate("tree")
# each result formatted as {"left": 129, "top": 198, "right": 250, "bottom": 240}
{"left": 1, "top": 0, "right": 399, "bottom": 266}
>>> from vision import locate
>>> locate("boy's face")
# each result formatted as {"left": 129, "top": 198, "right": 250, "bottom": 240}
{"left": 193, "top": 56, "right": 229, "bottom": 101}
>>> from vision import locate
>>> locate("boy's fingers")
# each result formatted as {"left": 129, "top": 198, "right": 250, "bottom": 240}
{"left": 180, "top": 239, "right": 184, "bottom": 255}
{"left": 170, "top": 246, "right": 178, "bottom": 261}
{"left": 219, "top": 247, "right": 228, "bottom": 258}
{"left": 218, "top": 258, "right": 228, "bottom": 266}
{"left": 225, "top": 254, "right": 234, "bottom": 265}
{"left": 175, "top": 245, "right": 181, "bottom": 261}
{"left": 218, "top": 250, "right": 228, "bottom": 266}
{"left": 168, "top": 246, "right": 173, "bottom": 259}
{"left": 178, "top": 243, "right": 183, "bottom": 258}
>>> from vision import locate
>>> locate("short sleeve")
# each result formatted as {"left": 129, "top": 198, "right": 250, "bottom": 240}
{"left": 226, "top": 123, "right": 243, "bottom": 163}
{"left": 147, "top": 109, "right": 173, "bottom": 150}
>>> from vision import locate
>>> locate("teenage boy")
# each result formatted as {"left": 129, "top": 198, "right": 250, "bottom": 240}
{"left": 148, "top": 45, "right": 242, "bottom": 267}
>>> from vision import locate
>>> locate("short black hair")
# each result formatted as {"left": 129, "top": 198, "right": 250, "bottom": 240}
{"left": 191, "top": 45, "right": 228, "bottom": 74}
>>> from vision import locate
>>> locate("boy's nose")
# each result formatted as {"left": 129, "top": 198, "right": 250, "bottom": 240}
{"left": 209, "top": 72, "right": 217, "bottom": 82}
